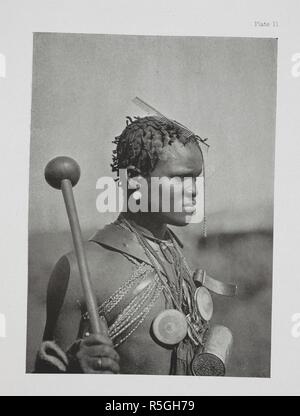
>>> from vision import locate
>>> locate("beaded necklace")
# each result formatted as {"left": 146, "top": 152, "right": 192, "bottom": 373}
{"left": 81, "top": 258, "right": 164, "bottom": 348}
{"left": 118, "top": 217, "right": 208, "bottom": 346}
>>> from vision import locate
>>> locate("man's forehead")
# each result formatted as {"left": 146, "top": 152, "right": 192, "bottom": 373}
{"left": 152, "top": 140, "right": 203, "bottom": 177}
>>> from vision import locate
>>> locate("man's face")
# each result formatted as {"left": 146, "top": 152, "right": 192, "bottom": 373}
{"left": 147, "top": 139, "right": 204, "bottom": 226}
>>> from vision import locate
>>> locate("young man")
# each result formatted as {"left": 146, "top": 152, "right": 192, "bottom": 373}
{"left": 35, "top": 115, "right": 235, "bottom": 375}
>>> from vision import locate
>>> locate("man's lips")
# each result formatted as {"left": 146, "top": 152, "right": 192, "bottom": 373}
{"left": 182, "top": 205, "right": 196, "bottom": 213}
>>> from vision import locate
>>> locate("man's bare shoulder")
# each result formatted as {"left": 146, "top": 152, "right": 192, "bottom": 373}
{"left": 47, "top": 221, "right": 145, "bottom": 316}
{"left": 65, "top": 240, "right": 129, "bottom": 272}
{"left": 62, "top": 241, "right": 138, "bottom": 305}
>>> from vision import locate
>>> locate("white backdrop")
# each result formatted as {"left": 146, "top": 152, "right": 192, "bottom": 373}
{"left": 1, "top": 0, "right": 300, "bottom": 396}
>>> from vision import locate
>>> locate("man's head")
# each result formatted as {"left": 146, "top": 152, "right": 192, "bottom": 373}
{"left": 112, "top": 116, "right": 205, "bottom": 226}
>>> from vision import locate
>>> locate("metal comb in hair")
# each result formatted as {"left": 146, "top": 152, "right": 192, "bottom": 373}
{"left": 132, "top": 97, "right": 209, "bottom": 148}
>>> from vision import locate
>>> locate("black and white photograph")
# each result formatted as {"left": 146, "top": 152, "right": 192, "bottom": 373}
{"left": 26, "top": 33, "right": 277, "bottom": 377}
{"left": 2, "top": 0, "right": 300, "bottom": 399}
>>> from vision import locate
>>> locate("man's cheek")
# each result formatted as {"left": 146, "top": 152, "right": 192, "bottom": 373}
{"left": 185, "top": 177, "right": 204, "bottom": 224}
{"left": 169, "top": 183, "right": 185, "bottom": 212}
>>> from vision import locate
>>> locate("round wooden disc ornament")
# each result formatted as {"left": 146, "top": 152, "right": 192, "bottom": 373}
{"left": 194, "top": 287, "right": 213, "bottom": 321}
{"left": 152, "top": 309, "right": 188, "bottom": 345}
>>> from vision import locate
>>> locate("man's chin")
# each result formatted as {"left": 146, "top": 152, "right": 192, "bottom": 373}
{"left": 160, "top": 212, "right": 195, "bottom": 227}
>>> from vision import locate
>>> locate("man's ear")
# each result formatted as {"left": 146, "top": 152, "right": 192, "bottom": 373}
{"left": 128, "top": 176, "right": 142, "bottom": 190}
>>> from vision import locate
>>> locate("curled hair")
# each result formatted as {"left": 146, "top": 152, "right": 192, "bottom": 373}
{"left": 111, "top": 116, "right": 200, "bottom": 178}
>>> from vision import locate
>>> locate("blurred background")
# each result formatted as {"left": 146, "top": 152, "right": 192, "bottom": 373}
{"left": 27, "top": 34, "right": 277, "bottom": 376}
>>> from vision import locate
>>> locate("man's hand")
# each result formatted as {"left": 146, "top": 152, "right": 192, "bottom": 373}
{"left": 77, "top": 334, "right": 120, "bottom": 374}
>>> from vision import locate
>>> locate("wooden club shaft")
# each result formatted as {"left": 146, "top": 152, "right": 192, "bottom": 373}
{"left": 61, "top": 179, "right": 103, "bottom": 335}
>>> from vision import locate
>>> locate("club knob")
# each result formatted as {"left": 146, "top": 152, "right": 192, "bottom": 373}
{"left": 45, "top": 156, "right": 81, "bottom": 189}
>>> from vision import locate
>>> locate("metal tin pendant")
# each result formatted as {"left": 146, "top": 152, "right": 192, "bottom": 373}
{"left": 191, "top": 325, "right": 233, "bottom": 376}
{"left": 152, "top": 309, "right": 188, "bottom": 345}
{"left": 191, "top": 351, "right": 225, "bottom": 376}
{"left": 194, "top": 286, "right": 213, "bottom": 321}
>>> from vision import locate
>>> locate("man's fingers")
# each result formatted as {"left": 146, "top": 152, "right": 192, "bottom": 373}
{"left": 82, "top": 344, "right": 120, "bottom": 362}
{"left": 83, "top": 333, "right": 113, "bottom": 346}
{"left": 89, "top": 357, "right": 120, "bottom": 374}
